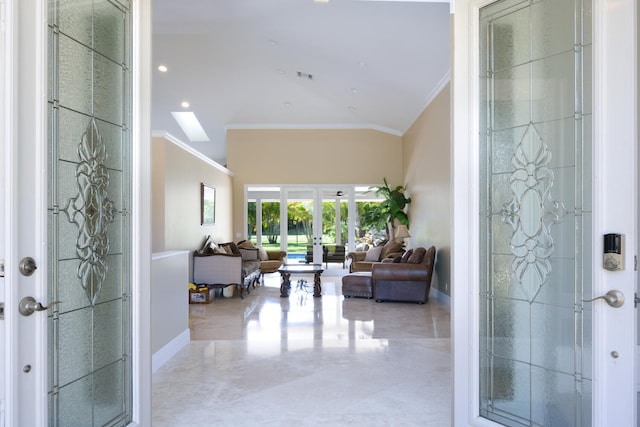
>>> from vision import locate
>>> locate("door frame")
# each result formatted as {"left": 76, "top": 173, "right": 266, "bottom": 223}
{"left": 452, "top": 0, "right": 637, "bottom": 425}
{"left": 1, "top": 0, "right": 153, "bottom": 425}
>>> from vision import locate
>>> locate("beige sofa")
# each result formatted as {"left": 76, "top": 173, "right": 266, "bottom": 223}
{"left": 346, "top": 240, "right": 404, "bottom": 273}
{"left": 193, "top": 241, "right": 261, "bottom": 298}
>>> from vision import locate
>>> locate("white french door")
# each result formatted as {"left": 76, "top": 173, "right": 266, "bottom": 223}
{"left": 453, "top": 0, "right": 636, "bottom": 426}
{"left": 283, "top": 187, "right": 324, "bottom": 264}
{"left": 2, "top": 0, "right": 152, "bottom": 425}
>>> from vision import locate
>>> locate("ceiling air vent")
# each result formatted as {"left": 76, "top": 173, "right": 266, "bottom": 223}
{"left": 297, "top": 71, "right": 313, "bottom": 80}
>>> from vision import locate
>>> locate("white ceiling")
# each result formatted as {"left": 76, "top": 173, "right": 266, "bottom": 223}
{"left": 152, "top": 0, "right": 451, "bottom": 165}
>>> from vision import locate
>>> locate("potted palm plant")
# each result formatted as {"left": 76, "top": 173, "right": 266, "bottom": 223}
{"left": 360, "top": 178, "right": 411, "bottom": 241}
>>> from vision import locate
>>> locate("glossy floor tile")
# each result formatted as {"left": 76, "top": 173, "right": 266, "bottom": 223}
{"left": 153, "top": 269, "right": 452, "bottom": 426}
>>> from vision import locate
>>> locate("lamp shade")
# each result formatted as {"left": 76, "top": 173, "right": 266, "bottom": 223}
{"left": 395, "top": 224, "right": 411, "bottom": 240}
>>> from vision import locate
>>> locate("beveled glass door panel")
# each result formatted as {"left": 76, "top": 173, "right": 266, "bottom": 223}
{"left": 48, "top": 0, "right": 132, "bottom": 425}
{"left": 479, "top": 0, "right": 592, "bottom": 425}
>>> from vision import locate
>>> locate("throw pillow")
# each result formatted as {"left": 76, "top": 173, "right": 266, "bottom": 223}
{"left": 407, "top": 247, "right": 426, "bottom": 264}
{"left": 199, "top": 235, "right": 213, "bottom": 253}
{"left": 220, "top": 242, "right": 241, "bottom": 256}
{"left": 401, "top": 249, "right": 414, "bottom": 263}
{"left": 364, "top": 245, "right": 384, "bottom": 262}
{"left": 258, "top": 247, "right": 269, "bottom": 261}
{"left": 380, "top": 240, "right": 402, "bottom": 260}
{"left": 213, "top": 246, "right": 227, "bottom": 255}
{"left": 237, "top": 240, "right": 255, "bottom": 249}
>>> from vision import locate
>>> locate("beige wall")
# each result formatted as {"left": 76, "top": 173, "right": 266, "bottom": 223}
{"left": 403, "top": 82, "right": 451, "bottom": 296}
{"left": 152, "top": 135, "right": 234, "bottom": 253}
{"left": 227, "top": 128, "right": 403, "bottom": 239}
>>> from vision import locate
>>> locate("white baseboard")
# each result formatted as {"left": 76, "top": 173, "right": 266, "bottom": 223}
{"left": 432, "top": 288, "right": 451, "bottom": 306}
{"left": 152, "top": 329, "right": 190, "bottom": 373}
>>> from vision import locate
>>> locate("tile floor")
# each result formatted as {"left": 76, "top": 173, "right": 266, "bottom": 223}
{"left": 152, "top": 268, "right": 452, "bottom": 426}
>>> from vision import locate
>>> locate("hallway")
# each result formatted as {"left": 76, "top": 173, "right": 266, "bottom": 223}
{"left": 152, "top": 270, "right": 451, "bottom": 426}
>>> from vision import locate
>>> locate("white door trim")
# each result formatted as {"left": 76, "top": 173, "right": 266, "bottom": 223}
{"left": 452, "top": 0, "right": 489, "bottom": 424}
{"left": 130, "top": 0, "right": 153, "bottom": 425}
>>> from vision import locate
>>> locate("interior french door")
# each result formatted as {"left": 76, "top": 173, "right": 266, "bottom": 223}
{"left": 453, "top": 0, "right": 636, "bottom": 425}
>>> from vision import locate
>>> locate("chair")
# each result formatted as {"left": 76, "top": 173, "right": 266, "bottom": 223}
{"left": 306, "top": 244, "right": 346, "bottom": 268}
{"left": 236, "top": 240, "right": 286, "bottom": 280}
{"left": 323, "top": 244, "right": 346, "bottom": 268}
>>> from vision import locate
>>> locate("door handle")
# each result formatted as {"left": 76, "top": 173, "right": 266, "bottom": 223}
{"left": 582, "top": 290, "right": 625, "bottom": 308}
{"left": 19, "top": 296, "right": 60, "bottom": 316}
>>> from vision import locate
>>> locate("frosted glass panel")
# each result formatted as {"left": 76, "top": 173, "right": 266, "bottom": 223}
{"left": 479, "top": 0, "right": 592, "bottom": 425}
{"left": 532, "top": 51, "right": 576, "bottom": 123}
{"left": 493, "top": 63, "right": 531, "bottom": 130}
{"left": 531, "top": 0, "right": 575, "bottom": 60}
{"left": 47, "top": 0, "right": 132, "bottom": 425}
{"left": 94, "top": 0, "right": 126, "bottom": 64}
{"left": 492, "top": 6, "right": 530, "bottom": 71}
{"left": 58, "top": 34, "right": 93, "bottom": 115}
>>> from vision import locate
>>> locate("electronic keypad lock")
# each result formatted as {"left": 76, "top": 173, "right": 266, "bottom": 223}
{"left": 603, "top": 233, "right": 624, "bottom": 271}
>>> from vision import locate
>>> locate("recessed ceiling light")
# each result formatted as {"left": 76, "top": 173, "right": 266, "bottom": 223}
{"left": 314, "top": 0, "right": 329, "bottom": 3}
{"left": 268, "top": 39, "right": 279, "bottom": 46}
{"left": 358, "top": 61, "right": 367, "bottom": 68}
{"left": 158, "top": 65, "right": 168, "bottom": 72}
{"left": 284, "top": 101, "right": 292, "bottom": 107}
{"left": 348, "top": 106, "right": 356, "bottom": 112}
{"left": 277, "top": 68, "right": 286, "bottom": 75}
{"left": 171, "top": 112, "right": 210, "bottom": 142}
{"left": 351, "top": 88, "right": 358, "bottom": 94}
{"left": 181, "top": 101, "right": 190, "bottom": 108}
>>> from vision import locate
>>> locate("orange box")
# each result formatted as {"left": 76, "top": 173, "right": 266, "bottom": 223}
{"left": 189, "top": 287, "right": 215, "bottom": 304}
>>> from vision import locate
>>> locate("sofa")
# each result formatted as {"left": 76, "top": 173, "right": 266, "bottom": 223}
{"left": 372, "top": 246, "right": 436, "bottom": 304}
{"left": 192, "top": 241, "right": 261, "bottom": 298}
{"left": 346, "top": 240, "right": 404, "bottom": 273}
{"left": 237, "top": 240, "right": 287, "bottom": 280}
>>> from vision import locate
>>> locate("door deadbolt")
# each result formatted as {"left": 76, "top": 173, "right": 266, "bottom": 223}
{"left": 19, "top": 257, "right": 37, "bottom": 276}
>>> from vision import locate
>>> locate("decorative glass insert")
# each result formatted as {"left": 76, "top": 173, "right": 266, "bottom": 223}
{"left": 47, "top": 0, "right": 132, "bottom": 425}
{"left": 479, "top": 0, "right": 592, "bottom": 425}
{"left": 500, "top": 123, "right": 567, "bottom": 302}
{"left": 62, "top": 118, "right": 117, "bottom": 305}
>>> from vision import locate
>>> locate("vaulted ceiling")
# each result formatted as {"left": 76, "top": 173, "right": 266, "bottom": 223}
{"left": 152, "top": 0, "right": 451, "bottom": 165}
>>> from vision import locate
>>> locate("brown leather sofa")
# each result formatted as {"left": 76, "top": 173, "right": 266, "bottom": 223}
{"left": 372, "top": 246, "right": 436, "bottom": 304}
{"left": 346, "top": 240, "right": 404, "bottom": 273}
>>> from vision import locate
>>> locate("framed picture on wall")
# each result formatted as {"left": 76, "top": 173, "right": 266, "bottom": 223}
{"left": 201, "top": 183, "right": 215, "bottom": 225}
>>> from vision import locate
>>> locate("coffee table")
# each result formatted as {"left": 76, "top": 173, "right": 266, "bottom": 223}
{"left": 277, "top": 264, "right": 324, "bottom": 298}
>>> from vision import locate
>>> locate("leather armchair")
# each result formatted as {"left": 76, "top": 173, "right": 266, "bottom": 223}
{"left": 372, "top": 246, "right": 436, "bottom": 304}
{"left": 260, "top": 249, "right": 287, "bottom": 277}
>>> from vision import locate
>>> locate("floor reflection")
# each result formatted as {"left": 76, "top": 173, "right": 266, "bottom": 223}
{"left": 153, "top": 270, "right": 452, "bottom": 426}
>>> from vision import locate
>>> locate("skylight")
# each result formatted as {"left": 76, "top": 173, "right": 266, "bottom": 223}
{"left": 171, "top": 112, "right": 210, "bottom": 142}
